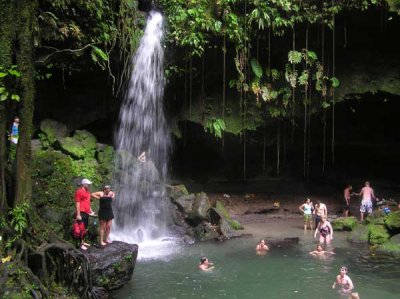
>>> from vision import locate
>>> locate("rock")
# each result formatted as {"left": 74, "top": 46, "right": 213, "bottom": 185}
{"left": 331, "top": 217, "right": 358, "bottom": 231}
{"left": 348, "top": 225, "right": 369, "bottom": 244}
{"left": 31, "top": 139, "right": 42, "bottom": 153}
{"left": 218, "top": 217, "right": 242, "bottom": 240}
{"left": 85, "top": 241, "right": 138, "bottom": 290}
{"left": 189, "top": 192, "right": 211, "bottom": 222}
{"left": 368, "top": 224, "right": 390, "bottom": 245}
{"left": 375, "top": 241, "right": 400, "bottom": 257}
{"left": 192, "top": 221, "right": 220, "bottom": 241}
{"left": 385, "top": 210, "right": 400, "bottom": 232}
{"left": 214, "top": 201, "right": 243, "bottom": 230}
{"left": 175, "top": 194, "right": 196, "bottom": 214}
{"left": 40, "top": 118, "right": 69, "bottom": 146}
{"left": 165, "top": 184, "right": 189, "bottom": 201}
{"left": 59, "top": 137, "right": 88, "bottom": 159}
{"left": 97, "top": 144, "right": 115, "bottom": 164}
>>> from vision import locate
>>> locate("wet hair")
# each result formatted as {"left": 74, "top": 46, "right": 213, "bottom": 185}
{"left": 200, "top": 257, "right": 207, "bottom": 264}
{"left": 104, "top": 185, "right": 111, "bottom": 190}
{"left": 340, "top": 266, "right": 348, "bottom": 272}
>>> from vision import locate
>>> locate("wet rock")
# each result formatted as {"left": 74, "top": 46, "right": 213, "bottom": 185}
{"left": 192, "top": 221, "right": 220, "bottom": 241}
{"left": 348, "top": 225, "right": 369, "bottom": 244}
{"left": 85, "top": 241, "right": 138, "bottom": 290}
{"left": 218, "top": 217, "right": 242, "bottom": 240}
{"left": 331, "top": 217, "right": 358, "bottom": 231}
{"left": 166, "top": 184, "right": 189, "bottom": 201}
{"left": 190, "top": 192, "right": 211, "bottom": 222}
{"left": 175, "top": 194, "right": 196, "bottom": 214}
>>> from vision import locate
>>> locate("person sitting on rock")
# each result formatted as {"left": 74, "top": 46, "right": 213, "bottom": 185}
{"left": 198, "top": 257, "right": 214, "bottom": 271}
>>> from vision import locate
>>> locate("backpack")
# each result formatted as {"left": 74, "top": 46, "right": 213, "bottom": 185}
{"left": 72, "top": 220, "right": 86, "bottom": 239}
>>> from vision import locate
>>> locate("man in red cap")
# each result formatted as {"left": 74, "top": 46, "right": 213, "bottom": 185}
{"left": 75, "top": 178, "right": 93, "bottom": 250}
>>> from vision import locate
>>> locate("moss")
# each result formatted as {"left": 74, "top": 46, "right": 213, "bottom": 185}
{"left": 124, "top": 253, "right": 133, "bottom": 262}
{"left": 31, "top": 150, "right": 75, "bottom": 207}
{"left": 215, "top": 200, "right": 243, "bottom": 230}
{"left": 385, "top": 210, "right": 400, "bottom": 231}
{"left": 331, "top": 216, "right": 358, "bottom": 231}
{"left": 71, "top": 158, "right": 100, "bottom": 185}
{"left": 39, "top": 119, "right": 68, "bottom": 146}
{"left": 59, "top": 130, "right": 97, "bottom": 160}
{"left": 368, "top": 224, "right": 390, "bottom": 245}
{"left": 375, "top": 241, "right": 400, "bottom": 257}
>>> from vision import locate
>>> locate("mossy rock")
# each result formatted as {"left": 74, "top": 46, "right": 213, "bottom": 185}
{"left": 32, "top": 150, "right": 75, "bottom": 207}
{"left": 59, "top": 137, "right": 87, "bottom": 159}
{"left": 166, "top": 184, "right": 189, "bottom": 201}
{"left": 368, "top": 224, "right": 390, "bottom": 245}
{"left": 348, "top": 225, "right": 369, "bottom": 244}
{"left": 39, "top": 118, "right": 68, "bottom": 146}
{"left": 97, "top": 144, "right": 115, "bottom": 164}
{"left": 331, "top": 217, "right": 358, "bottom": 231}
{"left": 59, "top": 130, "right": 97, "bottom": 159}
{"left": 365, "top": 210, "right": 386, "bottom": 225}
{"left": 385, "top": 210, "right": 400, "bottom": 232}
{"left": 215, "top": 200, "right": 243, "bottom": 230}
{"left": 375, "top": 241, "right": 400, "bottom": 257}
{"left": 189, "top": 192, "right": 211, "bottom": 222}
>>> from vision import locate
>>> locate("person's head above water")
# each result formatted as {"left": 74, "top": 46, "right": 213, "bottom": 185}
{"left": 200, "top": 257, "right": 208, "bottom": 264}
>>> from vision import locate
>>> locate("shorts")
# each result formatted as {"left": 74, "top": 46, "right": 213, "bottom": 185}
{"left": 304, "top": 214, "right": 312, "bottom": 222}
{"left": 360, "top": 200, "right": 372, "bottom": 214}
{"left": 81, "top": 212, "right": 89, "bottom": 229}
{"left": 344, "top": 200, "right": 350, "bottom": 211}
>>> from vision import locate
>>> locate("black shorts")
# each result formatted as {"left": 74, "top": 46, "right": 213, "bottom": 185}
{"left": 81, "top": 212, "right": 89, "bottom": 229}
{"left": 344, "top": 200, "right": 350, "bottom": 211}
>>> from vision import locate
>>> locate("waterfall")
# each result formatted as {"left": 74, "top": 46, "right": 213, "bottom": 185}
{"left": 111, "top": 11, "right": 171, "bottom": 244}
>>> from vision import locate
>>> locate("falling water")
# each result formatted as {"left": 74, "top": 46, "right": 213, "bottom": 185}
{"left": 111, "top": 11, "right": 171, "bottom": 244}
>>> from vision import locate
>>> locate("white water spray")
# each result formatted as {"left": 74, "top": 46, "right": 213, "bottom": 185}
{"left": 111, "top": 11, "right": 171, "bottom": 245}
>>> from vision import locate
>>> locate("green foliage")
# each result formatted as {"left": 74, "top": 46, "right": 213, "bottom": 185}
{"left": 250, "top": 58, "right": 263, "bottom": 78}
{"left": 5, "top": 203, "right": 30, "bottom": 249}
{"left": 368, "top": 224, "right": 390, "bottom": 245}
{"left": 0, "top": 65, "right": 21, "bottom": 102}
{"left": 205, "top": 118, "right": 226, "bottom": 138}
{"left": 332, "top": 217, "right": 358, "bottom": 231}
{"left": 32, "top": 150, "right": 75, "bottom": 207}
{"left": 288, "top": 50, "right": 302, "bottom": 64}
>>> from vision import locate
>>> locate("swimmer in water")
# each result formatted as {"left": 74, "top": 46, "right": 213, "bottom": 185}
{"left": 309, "top": 244, "right": 335, "bottom": 257}
{"left": 332, "top": 266, "right": 354, "bottom": 294}
{"left": 198, "top": 257, "right": 214, "bottom": 271}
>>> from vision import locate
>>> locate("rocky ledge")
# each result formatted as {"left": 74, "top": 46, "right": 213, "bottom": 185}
{"left": 85, "top": 241, "right": 138, "bottom": 291}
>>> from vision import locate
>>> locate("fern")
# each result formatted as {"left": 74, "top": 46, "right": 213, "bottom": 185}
{"left": 250, "top": 58, "right": 263, "bottom": 78}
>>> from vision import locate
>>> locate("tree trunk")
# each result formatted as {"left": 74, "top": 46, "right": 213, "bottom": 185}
{"left": 14, "top": 0, "right": 37, "bottom": 206}
{"left": 0, "top": 0, "right": 17, "bottom": 211}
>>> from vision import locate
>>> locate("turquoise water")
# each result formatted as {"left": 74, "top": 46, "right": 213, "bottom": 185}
{"left": 113, "top": 232, "right": 399, "bottom": 299}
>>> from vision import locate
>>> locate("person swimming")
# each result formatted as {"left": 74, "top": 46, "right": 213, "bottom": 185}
{"left": 198, "top": 257, "right": 214, "bottom": 271}
{"left": 309, "top": 244, "right": 335, "bottom": 257}
{"left": 332, "top": 266, "right": 354, "bottom": 294}
{"left": 256, "top": 239, "right": 269, "bottom": 251}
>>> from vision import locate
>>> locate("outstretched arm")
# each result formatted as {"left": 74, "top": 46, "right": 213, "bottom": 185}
{"left": 91, "top": 191, "right": 102, "bottom": 199}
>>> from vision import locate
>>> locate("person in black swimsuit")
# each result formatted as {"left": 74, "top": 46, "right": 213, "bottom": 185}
{"left": 92, "top": 185, "right": 115, "bottom": 246}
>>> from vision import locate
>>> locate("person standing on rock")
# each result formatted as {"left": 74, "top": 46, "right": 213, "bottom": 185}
{"left": 356, "top": 181, "right": 375, "bottom": 221}
{"left": 299, "top": 198, "right": 314, "bottom": 231}
{"left": 91, "top": 185, "right": 115, "bottom": 246}
{"left": 313, "top": 200, "right": 327, "bottom": 229}
{"left": 75, "top": 178, "right": 93, "bottom": 250}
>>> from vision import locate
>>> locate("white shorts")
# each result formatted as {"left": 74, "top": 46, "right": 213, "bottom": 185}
{"left": 360, "top": 200, "right": 372, "bottom": 214}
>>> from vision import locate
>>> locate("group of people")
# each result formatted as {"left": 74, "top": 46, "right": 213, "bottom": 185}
{"left": 74, "top": 179, "right": 115, "bottom": 250}
{"left": 344, "top": 181, "right": 376, "bottom": 221}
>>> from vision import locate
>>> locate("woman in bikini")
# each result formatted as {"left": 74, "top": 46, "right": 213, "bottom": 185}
{"left": 314, "top": 216, "right": 333, "bottom": 245}
{"left": 332, "top": 266, "right": 354, "bottom": 294}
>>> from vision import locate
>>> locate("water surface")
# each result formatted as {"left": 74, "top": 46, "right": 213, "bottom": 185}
{"left": 113, "top": 231, "right": 399, "bottom": 299}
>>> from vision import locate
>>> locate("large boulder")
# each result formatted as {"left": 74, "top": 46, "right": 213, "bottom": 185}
{"left": 192, "top": 221, "right": 220, "bottom": 241}
{"left": 331, "top": 217, "right": 358, "bottom": 231}
{"left": 85, "top": 241, "right": 138, "bottom": 290}
{"left": 59, "top": 130, "right": 97, "bottom": 159}
{"left": 189, "top": 192, "right": 211, "bottom": 222}
{"left": 40, "top": 118, "right": 69, "bottom": 146}
{"left": 175, "top": 194, "right": 196, "bottom": 215}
